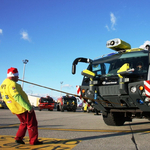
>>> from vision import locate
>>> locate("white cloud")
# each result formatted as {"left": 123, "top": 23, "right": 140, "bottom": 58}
{"left": 105, "top": 12, "right": 117, "bottom": 31}
{"left": 62, "top": 84, "right": 73, "bottom": 88}
{"left": 0, "top": 29, "right": 2, "bottom": 34}
{"left": 20, "top": 30, "right": 31, "bottom": 42}
{"left": 105, "top": 25, "right": 110, "bottom": 31}
{"left": 139, "top": 40, "right": 150, "bottom": 50}
{"left": 29, "top": 85, "right": 34, "bottom": 88}
{"left": 110, "top": 12, "right": 116, "bottom": 30}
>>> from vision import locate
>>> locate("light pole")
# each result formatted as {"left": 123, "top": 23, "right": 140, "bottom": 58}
{"left": 22, "top": 59, "right": 29, "bottom": 88}
{"left": 60, "top": 81, "right": 63, "bottom": 96}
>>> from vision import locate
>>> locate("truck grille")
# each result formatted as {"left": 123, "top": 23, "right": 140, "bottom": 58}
{"left": 99, "top": 85, "right": 120, "bottom": 96}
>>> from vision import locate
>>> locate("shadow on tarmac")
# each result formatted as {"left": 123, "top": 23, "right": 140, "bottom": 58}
{"left": 124, "top": 121, "right": 150, "bottom": 126}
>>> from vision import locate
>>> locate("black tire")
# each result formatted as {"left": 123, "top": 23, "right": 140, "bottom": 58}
{"left": 95, "top": 109, "right": 99, "bottom": 115}
{"left": 57, "top": 105, "right": 60, "bottom": 111}
{"left": 60, "top": 105, "right": 64, "bottom": 112}
{"left": 103, "top": 112, "right": 125, "bottom": 126}
{"left": 143, "top": 112, "right": 150, "bottom": 121}
{"left": 48, "top": 109, "right": 53, "bottom": 111}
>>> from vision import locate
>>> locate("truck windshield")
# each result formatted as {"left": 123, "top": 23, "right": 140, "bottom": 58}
{"left": 91, "top": 50, "right": 148, "bottom": 77}
{"left": 64, "top": 97, "right": 77, "bottom": 104}
{"left": 40, "top": 98, "right": 53, "bottom": 103}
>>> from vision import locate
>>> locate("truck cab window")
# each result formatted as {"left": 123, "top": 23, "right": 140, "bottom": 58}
{"left": 92, "top": 64, "right": 101, "bottom": 75}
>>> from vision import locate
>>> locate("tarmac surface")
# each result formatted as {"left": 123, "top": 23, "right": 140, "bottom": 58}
{"left": 0, "top": 107, "right": 150, "bottom": 150}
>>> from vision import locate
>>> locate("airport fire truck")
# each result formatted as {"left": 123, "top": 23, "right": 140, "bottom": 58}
{"left": 57, "top": 95, "right": 77, "bottom": 112}
{"left": 72, "top": 38, "right": 150, "bottom": 126}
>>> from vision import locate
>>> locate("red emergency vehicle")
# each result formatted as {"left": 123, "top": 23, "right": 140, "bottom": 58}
{"left": 57, "top": 95, "right": 77, "bottom": 112}
{"left": 38, "top": 96, "right": 55, "bottom": 111}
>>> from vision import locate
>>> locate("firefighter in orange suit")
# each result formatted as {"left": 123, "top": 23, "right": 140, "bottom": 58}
{"left": 0, "top": 67, "right": 43, "bottom": 145}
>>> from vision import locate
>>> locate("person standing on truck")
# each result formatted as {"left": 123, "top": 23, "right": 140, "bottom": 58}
{"left": 0, "top": 67, "right": 43, "bottom": 145}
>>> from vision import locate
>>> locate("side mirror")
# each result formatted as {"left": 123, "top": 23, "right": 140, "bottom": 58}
{"left": 72, "top": 64, "right": 76, "bottom": 74}
{"left": 72, "top": 57, "right": 93, "bottom": 74}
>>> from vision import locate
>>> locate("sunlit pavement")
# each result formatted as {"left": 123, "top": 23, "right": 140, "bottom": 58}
{"left": 0, "top": 135, "right": 80, "bottom": 150}
{"left": 1, "top": 108, "right": 150, "bottom": 150}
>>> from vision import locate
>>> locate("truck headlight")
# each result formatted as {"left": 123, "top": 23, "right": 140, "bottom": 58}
{"left": 145, "top": 97, "right": 150, "bottom": 102}
{"left": 131, "top": 86, "right": 136, "bottom": 93}
{"left": 87, "top": 100, "right": 91, "bottom": 103}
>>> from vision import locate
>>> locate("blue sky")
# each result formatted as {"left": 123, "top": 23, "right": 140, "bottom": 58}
{"left": 1, "top": 0, "right": 150, "bottom": 100}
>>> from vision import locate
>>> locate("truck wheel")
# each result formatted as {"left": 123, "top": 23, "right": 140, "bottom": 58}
{"left": 57, "top": 105, "right": 60, "bottom": 111}
{"left": 103, "top": 112, "right": 125, "bottom": 126}
{"left": 143, "top": 112, "right": 150, "bottom": 121}
{"left": 95, "top": 109, "right": 99, "bottom": 115}
{"left": 60, "top": 106, "right": 64, "bottom": 112}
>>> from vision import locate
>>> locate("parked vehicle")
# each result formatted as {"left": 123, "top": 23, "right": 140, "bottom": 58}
{"left": 0, "top": 100, "right": 6, "bottom": 109}
{"left": 57, "top": 95, "right": 77, "bottom": 112}
{"left": 72, "top": 38, "right": 150, "bottom": 126}
{"left": 38, "top": 96, "right": 55, "bottom": 111}
{"left": 0, "top": 102, "right": 4, "bottom": 109}
{"left": 28, "top": 95, "right": 40, "bottom": 107}
{"left": 76, "top": 85, "right": 96, "bottom": 113}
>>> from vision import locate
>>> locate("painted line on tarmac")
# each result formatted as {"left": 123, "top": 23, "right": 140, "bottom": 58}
{"left": 0, "top": 124, "right": 20, "bottom": 129}
{"left": 1, "top": 124, "right": 150, "bottom": 133}
{"left": 0, "top": 135, "right": 80, "bottom": 150}
{"left": 38, "top": 127, "right": 150, "bottom": 133}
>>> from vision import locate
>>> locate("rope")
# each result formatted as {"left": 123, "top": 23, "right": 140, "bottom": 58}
{"left": 18, "top": 79, "right": 104, "bottom": 104}
{"left": 18, "top": 79, "right": 140, "bottom": 107}
{"left": 18, "top": 79, "right": 78, "bottom": 97}
{"left": 18, "top": 79, "right": 121, "bottom": 105}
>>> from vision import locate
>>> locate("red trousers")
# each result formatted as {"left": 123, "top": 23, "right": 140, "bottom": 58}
{"left": 15, "top": 110, "right": 38, "bottom": 145}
